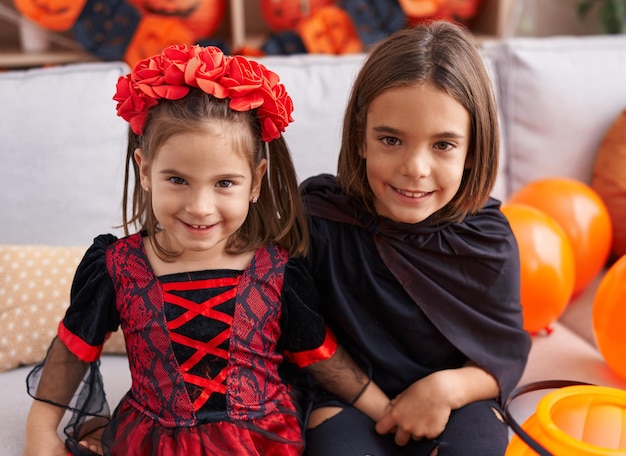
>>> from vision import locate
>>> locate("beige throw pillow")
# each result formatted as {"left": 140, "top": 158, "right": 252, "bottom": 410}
{"left": 0, "top": 245, "right": 125, "bottom": 372}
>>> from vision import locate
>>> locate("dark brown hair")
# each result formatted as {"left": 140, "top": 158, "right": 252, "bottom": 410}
{"left": 337, "top": 21, "right": 500, "bottom": 223}
{"left": 121, "top": 89, "right": 308, "bottom": 259}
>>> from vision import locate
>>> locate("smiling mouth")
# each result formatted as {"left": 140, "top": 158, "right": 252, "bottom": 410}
{"left": 185, "top": 222, "right": 214, "bottom": 231}
{"left": 393, "top": 187, "right": 431, "bottom": 198}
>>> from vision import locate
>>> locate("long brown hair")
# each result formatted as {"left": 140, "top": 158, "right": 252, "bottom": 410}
{"left": 121, "top": 89, "right": 308, "bottom": 260}
{"left": 337, "top": 21, "right": 500, "bottom": 223}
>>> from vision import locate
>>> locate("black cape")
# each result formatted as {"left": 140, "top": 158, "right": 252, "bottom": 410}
{"left": 301, "top": 174, "right": 531, "bottom": 402}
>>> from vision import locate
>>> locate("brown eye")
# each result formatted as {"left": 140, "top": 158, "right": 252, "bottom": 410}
{"left": 382, "top": 136, "right": 400, "bottom": 146}
{"left": 434, "top": 141, "right": 453, "bottom": 151}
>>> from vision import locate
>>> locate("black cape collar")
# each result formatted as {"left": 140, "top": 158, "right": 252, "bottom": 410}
{"left": 301, "top": 174, "right": 531, "bottom": 401}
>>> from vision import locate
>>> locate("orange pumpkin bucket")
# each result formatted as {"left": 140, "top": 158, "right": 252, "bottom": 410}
{"left": 506, "top": 382, "right": 626, "bottom": 455}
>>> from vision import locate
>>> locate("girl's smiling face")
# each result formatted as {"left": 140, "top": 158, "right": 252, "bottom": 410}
{"left": 136, "top": 124, "right": 265, "bottom": 267}
{"left": 361, "top": 82, "right": 471, "bottom": 224}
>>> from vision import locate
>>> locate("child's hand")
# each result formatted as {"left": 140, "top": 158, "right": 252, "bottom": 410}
{"left": 66, "top": 423, "right": 105, "bottom": 456}
{"left": 375, "top": 371, "right": 455, "bottom": 446}
{"left": 77, "top": 426, "right": 104, "bottom": 455}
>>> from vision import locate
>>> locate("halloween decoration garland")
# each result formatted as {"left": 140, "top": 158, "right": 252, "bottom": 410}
{"left": 13, "top": 0, "right": 482, "bottom": 62}
{"left": 14, "top": 0, "right": 226, "bottom": 65}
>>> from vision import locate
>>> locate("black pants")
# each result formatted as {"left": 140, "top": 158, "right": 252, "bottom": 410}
{"left": 304, "top": 399, "right": 508, "bottom": 456}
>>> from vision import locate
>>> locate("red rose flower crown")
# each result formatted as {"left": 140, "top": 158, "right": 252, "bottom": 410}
{"left": 113, "top": 44, "right": 294, "bottom": 142}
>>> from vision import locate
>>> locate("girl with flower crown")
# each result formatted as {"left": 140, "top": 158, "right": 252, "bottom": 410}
{"left": 23, "top": 45, "right": 389, "bottom": 456}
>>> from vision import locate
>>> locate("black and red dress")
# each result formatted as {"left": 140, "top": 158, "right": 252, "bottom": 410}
{"left": 27, "top": 233, "right": 337, "bottom": 455}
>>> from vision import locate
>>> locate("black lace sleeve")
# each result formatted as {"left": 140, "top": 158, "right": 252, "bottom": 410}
{"left": 26, "top": 234, "right": 120, "bottom": 447}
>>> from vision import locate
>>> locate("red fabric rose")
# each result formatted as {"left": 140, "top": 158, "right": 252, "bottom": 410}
{"left": 185, "top": 46, "right": 230, "bottom": 99}
{"left": 223, "top": 56, "right": 265, "bottom": 112}
{"left": 223, "top": 57, "right": 294, "bottom": 141}
{"left": 262, "top": 81, "right": 294, "bottom": 131}
{"left": 113, "top": 44, "right": 294, "bottom": 142}
{"left": 256, "top": 69, "right": 294, "bottom": 141}
{"left": 133, "top": 53, "right": 189, "bottom": 100}
{"left": 113, "top": 76, "right": 158, "bottom": 135}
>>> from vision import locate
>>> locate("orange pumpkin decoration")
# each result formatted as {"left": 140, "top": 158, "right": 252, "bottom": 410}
{"left": 127, "top": 0, "right": 225, "bottom": 39}
{"left": 435, "top": 0, "right": 481, "bottom": 21}
{"left": 123, "top": 14, "right": 194, "bottom": 67}
{"left": 231, "top": 45, "right": 265, "bottom": 57}
{"left": 399, "top": 0, "right": 482, "bottom": 26}
{"left": 397, "top": 0, "right": 441, "bottom": 20}
{"left": 14, "top": 0, "right": 87, "bottom": 31}
{"left": 297, "top": 5, "right": 362, "bottom": 55}
{"left": 260, "top": 0, "right": 333, "bottom": 33}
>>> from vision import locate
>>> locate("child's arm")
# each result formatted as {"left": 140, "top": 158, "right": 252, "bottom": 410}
{"left": 23, "top": 400, "right": 68, "bottom": 456}
{"left": 375, "top": 362, "right": 498, "bottom": 445}
{"left": 305, "top": 344, "right": 390, "bottom": 422}
{"left": 24, "top": 337, "right": 91, "bottom": 456}
{"left": 351, "top": 377, "right": 391, "bottom": 422}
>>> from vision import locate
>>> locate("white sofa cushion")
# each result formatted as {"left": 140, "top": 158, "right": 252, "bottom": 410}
{"left": 258, "top": 54, "right": 366, "bottom": 183}
{"left": 495, "top": 34, "right": 626, "bottom": 197}
{"left": 0, "top": 62, "right": 129, "bottom": 246}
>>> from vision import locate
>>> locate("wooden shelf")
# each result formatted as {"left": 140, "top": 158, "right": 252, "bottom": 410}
{"left": 0, "top": 0, "right": 518, "bottom": 69}
{"left": 0, "top": 49, "right": 96, "bottom": 69}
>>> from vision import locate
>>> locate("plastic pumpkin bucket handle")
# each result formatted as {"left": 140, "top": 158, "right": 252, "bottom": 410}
{"left": 504, "top": 379, "right": 595, "bottom": 456}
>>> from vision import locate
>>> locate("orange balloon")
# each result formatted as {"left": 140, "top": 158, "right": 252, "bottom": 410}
{"left": 502, "top": 204, "right": 575, "bottom": 334}
{"left": 509, "top": 178, "right": 612, "bottom": 296}
{"left": 593, "top": 254, "right": 626, "bottom": 381}
{"left": 506, "top": 385, "right": 626, "bottom": 455}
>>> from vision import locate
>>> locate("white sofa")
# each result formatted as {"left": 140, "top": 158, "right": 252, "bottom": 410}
{"left": 2, "top": 33, "right": 626, "bottom": 454}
